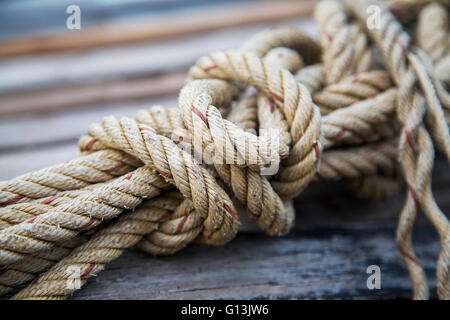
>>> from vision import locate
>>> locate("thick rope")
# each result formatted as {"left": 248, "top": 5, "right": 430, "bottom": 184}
{"left": 0, "top": 150, "right": 140, "bottom": 206}
{"left": 1, "top": 0, "right": 448, "bottom": 300}
{"left": 315, "top": 0, "right": 372, "bottom": 84}
{"left": 11, "top": 191, "right": 198, "bottom": 299}
{"left": 345, "top": 0, "right": 449, "bottom": 300}
{"left": 188, "top": 50, "right": 322, "bottom": 199}
{"left": 313, "top": 71, "right": 393, "bottom": 114}
{"left": 0, "top": 127, "right": 239, "bottom": 267}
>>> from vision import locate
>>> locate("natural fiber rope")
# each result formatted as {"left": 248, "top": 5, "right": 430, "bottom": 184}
{"left": 0, "top": 98, "right": 280, "bottom": 295}
{"left": 417, "top": 3, "right": 449, "bottom": 66}
{"left": 1, "top": 0, "right": 448, "bottom": 300}
{"left": 2, "top": 141, "right": 400, "bottom": 297}
{"left": 11, "top": 191, "right": 199, "bottom": 299}
{"left": 0, "top": 127, "right": 239, "bottom": 264}
{"left": 0, "top": 123, "right": 241, "bottom": 296}
{"left": 416, "top": 2, "right": 450, "bottom": 123}
{"left": 315, "top": 0, "right": 372, "bottom": 84}
{"left": 0, "top": 150, "right": 141, "bottom": 206}
{"left": 345, "top": 0, "right": 449, "bottom": 300}
{"left": 188, "top": 50, "right": 323, "bottom": 199}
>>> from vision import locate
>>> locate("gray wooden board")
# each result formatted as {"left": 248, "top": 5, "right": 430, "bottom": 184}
{"left": 0, "top": 19, "right": 317, "bottom": 94}
{"left": 0, "top": 0, "right": 264, "bottom": 39}
{"left": 69, "top": 222, "right": 440, "bottom": 299}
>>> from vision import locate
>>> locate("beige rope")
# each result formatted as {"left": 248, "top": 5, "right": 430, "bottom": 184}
{"left": 85, "top": 106, "right": 293, "bottom": 236}
{"left": 11, "top": 191, "right": 198, "bottom": 299}
{"left": 316, "top": 140, "right": 398, "bottom": 181}
{"left": 416, "top": 3, "right": 450, "bottom": 123}
{"left": 313, "top": 71, "right": 393, "bottom": 115}
{"left": 294, "top": 63, "right": 325, "bottom": 94}
{"left": 241, "top": 25, "right": 321, "bottom": 65}
{"left": 315, "top": 0, "right": 372, "bottom": 84}
{"left": 321, "top": 88, "right": 399, "bottom": 148}
{"left": 257, "top": 47, "right": 305, "bottom": 160}
{"left": 0, "top": 150, "right": 140, "bottom": 206}
{"left": 188, "top": 50, "right": 322, "bottom": 199}
{"left": 346, "top": 0, "right": 449, "bottom": 300}
{"left": 0, "top": 123, "right": 240, "bottom": 292}
{"left": 0, "top": 234, "right": 89, "bottom": 296}
{"left": 0, "top": 126, "right": 239, "bottom": 267}
{"left": 178, "top": 79, "right": 289, "bottom": 169}
{"left": 226, "top": 87, "right": 258, "bottom": 132}
{"left": 1, "top": 0, "right": 448, "bottom": 300}
{"left": 0, "top": 98, "right": 292, "bottom": 295}
{"left": 417, "top": 3, "right": 448, "bottom": 65}
{"left": 0, "top": 166, "right": 169, "bottom": 265}
{"left": 254, "top": 35, "right": 400, "bottom": 200}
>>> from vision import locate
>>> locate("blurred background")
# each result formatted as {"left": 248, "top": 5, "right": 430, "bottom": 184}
{"left": 0, "top": 0, "right": 317, "bottom": 179}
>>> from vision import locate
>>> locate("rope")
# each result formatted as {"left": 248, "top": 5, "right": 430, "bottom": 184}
{"left": 345, "top": 0, "right": 449, "bottom": 300}
{"left": 0, "top": 0, "right": 448, "bottom": 300}
{"left": 0, "top": 150, "right": 140, "bottom": 206}
{"left": 12, "top": 191, "right": 197, "bottom": 299}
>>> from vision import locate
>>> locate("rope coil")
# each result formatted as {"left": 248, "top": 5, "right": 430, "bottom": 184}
{"left": 0, "top": 0, "right": 448, "bottom": 300}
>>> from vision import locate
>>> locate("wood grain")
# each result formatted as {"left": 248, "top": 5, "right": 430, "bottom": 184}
{"left": 69, "top": 221, "right": 439, "bottom": 299}
{"left": 0, "top": 97, "right": 178, "bottom": 155}
{"left": 0, "top": 72, "right": 185, "bottom": 116}
{"left": 0, "top": 0, "right": 316, "bottom": 58}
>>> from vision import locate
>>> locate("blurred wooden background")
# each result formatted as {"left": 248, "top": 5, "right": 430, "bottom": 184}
{"left": 0, "top": 0, "right": 317, "bottom": 177}
{"left": 0, "top": 0, "right": 447, "bottom": 299}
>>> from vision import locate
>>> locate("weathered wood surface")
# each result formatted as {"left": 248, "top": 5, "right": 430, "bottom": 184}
{"left": 0, "top": 0, "right": 316, "bottom": 57}
{"left": 0, "top": 18, "right": 316, "bottom": 113}
{"left": 69, "top": 223, "right": 440, "bottom": 300}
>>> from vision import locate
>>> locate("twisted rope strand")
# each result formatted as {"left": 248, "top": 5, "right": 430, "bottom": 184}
{"left": 313, "top": 70, "right": 393, "bottom": 114}
{"left": 346, "top": 0, "right": 449, "bottom": 299}
{"left": 1, "top": 0, "right": 447, "bottom": 300}
{"left": 12, "top": 192, "right": 199, "bottom": 299}
{"left": 189, "top": 50, "right": 322, "bottom": 199}
{"left": 0, "top": 150, "right": 140, "bottom": 207}
{"left": 0, "top": 166, "right": 170, "bottom": 267}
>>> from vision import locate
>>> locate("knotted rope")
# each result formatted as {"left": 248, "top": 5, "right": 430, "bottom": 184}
{"left": 0, "top": 0, "right": 448, "bottom": 300}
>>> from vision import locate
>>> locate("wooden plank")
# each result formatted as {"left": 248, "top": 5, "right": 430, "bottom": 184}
{"left": 0, "top": 0, "right": 255, "bottom": 39}
{"left": 0, "top": 144, "right": 79, "bottom": 180}
{"left": 68, "top": 221, "right": 440, "bottom": 299}
{"left": 0, "top": 19, "right": 317, "bottom": 95}
{"left": 0, "top": 96, "right": 178, "bottom": 153}
{"left": 0, "top": 19, "right": 317, "bottom": 148}
{"left": 0, "top": 0, "right": 316, "bottom": 58}
{"left": 0, "top": 71, "right": 185, "bottom": 116}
